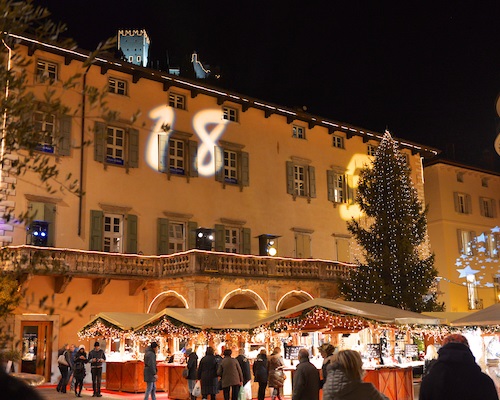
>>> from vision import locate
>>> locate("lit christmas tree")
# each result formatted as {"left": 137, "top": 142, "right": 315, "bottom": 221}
{"left": 341, "top": 131, "right": 442, "bottom": 312}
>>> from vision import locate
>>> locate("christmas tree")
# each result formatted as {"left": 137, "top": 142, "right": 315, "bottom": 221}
{"left": 341, "top": 131, "right": 442, "bottom": 311}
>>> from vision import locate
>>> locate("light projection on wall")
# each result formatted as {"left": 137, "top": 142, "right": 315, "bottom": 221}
{"left": 146, "top": 106, "right": 229, "bottom": 177}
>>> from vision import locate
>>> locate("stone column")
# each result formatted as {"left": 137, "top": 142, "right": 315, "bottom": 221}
{"left": 267, "top": 285, "right": 280, "bottom": 312}
{"left": 208, "top": 281, "right": 220, "bottom": 309}
{"left": 194, "top": 282, "right": 208, "bottom": 308}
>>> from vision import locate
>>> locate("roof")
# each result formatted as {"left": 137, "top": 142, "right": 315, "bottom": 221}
{"left": 451, "top": 303, "right": 500, "bottom": 326}
{"left": 257, "top": 298, "right": 442, "bottom": 326}
{"left": 81, "top": 312, "right": 154, "bottom": 332}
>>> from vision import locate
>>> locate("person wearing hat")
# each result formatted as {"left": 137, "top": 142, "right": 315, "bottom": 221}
{"left": 144, "top": 342, "right": 158, "bottom": 400}
{"left": 87, "top": 341, "right": 106, "bottom": 397}
{"left": 73, "top": 345, "right": 88, "bottom": 397}
{"left": 420, "top": 334, "right": 498, "bottom": 400}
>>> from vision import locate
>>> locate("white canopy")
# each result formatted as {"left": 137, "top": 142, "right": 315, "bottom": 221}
{"left": 451, "top": 303, "right": 500, "bottom": 326}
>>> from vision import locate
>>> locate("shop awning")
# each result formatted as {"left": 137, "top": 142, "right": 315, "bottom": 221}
{"left": 256, "top": 298, "right": 443, "bottom": 327}
{"left": 80, "top": 312, "right": 154, "bottom": 333}
{"left": 450, "top": 303, "right": 500, "bottom": 326}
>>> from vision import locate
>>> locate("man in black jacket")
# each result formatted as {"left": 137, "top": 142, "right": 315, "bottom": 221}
{"left": 420, "top": 334, "right": 498, "bottom": 400}
{"left": 292, "top": 348, "right": 320, "bottom": 400}
{"left": 87, "top": 341, "right": 106, "bottom": 397}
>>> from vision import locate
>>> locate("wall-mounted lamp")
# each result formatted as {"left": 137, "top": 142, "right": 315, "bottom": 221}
{"left": 258, "top": 234, "right": 280, "bottom": 256}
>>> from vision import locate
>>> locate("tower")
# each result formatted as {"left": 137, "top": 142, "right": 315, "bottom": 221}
{"left": 118, "top": 29, "right": 150, "bottom": 67}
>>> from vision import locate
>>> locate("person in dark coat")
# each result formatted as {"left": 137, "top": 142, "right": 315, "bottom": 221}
{"left": 252, "top": 349, "right": 268, "bottom": 400}
{"left": 186, "top": 348, "right": 199, "bottom": 400}
{"left": 267, "top": 347, "right": 285, "bottom": 400}
{"left": 197, "top": 346, "right": 219, "bottom": 400}
{"left": 143, "top": 342, "right": 158, "bottom": 400}
{"left": 73, "top": 345, "right": 88, "bottom": 397}
{"left": 318, "top": 343, "right": 335, "bottom": 387}
{"left": 56, "top": 343, "right": 71, "bottom": 393}
{"left": 322, "top": 350, "right": 388, "bottom": 400}
{"left": 236, "top": 348, "right": 251, "bottom": 385}
{"left": 420, "top": 334, "right": 499, "bottom": 400}
{"left": 87, "top": 341, "right": 106, "bottom": 397}
{"left": 217, "top": 348, "right": 243, "bottom": 400}
{"left": 292, "top": 348, "right": 320, "bottom": 400}
{"left": 0, "top": 369, "right": 44, "bottom": 400}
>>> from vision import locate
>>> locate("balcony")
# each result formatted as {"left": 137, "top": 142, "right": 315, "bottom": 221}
{"left": 0, "top": 245, "right": 354, "bottom": 283}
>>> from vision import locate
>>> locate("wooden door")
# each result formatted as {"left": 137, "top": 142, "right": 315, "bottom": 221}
{"left": 20, "top": 321, "right": 53, "bottom": 382}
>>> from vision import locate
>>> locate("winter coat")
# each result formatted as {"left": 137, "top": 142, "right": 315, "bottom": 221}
{"left": 292, "top": 358, "right": 320, "bottom": 400}
{"left": 197, "top": 354, "right": 219, "bottom": 396}
{"left": 187, "top": 352, "right": 198, "bottom": 380}
{"left": 217, "top": 356, "right": 243, "bottom": 388}
{"left": 73, "top": 350, "right": 88, "bottom": 379}
{"left": 87, "top": 348, "right": 106, "bottom": 368}
{"left": 252, "top": 354, "right": 268, "bottom": 383}
{"left": 423, "top": 358, "right": 437, "bottom": 377}
{"left": 322, "top": 364, "right": 389, "bottom": 400}
{"left": 143, "top": 346, "right": 157, "bottom": 383}
{"left": 268, "top": 354, "right": 285, "bottom": 388}
{"left": 420, "top": 342, "right": 498, "bottom": 400}
{"left": 236, "top": 354, "right": 251, "bottom": 385}
{"left": 321, "top": 354, "right": 335, "bottom": 387}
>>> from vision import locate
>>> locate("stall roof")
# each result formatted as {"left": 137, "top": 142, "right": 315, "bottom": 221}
{"left": 256, "top": 298, "right": 443, "bottom": 326}
{"left": 81, "top": 312, "right": 155, "bottom": 332}
{"left": 451, "top": 303, "right": 500, "bottom": 326}
{"left": 136, "top": 308, "right": 276, "bottom": 331}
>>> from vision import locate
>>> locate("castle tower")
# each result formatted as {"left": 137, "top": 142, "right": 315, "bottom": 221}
{"left": 118, "top": 29, "right": 150, "bottom": 67}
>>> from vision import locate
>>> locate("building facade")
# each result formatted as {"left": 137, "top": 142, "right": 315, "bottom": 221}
{"left": 1, "top": 34, "right": 436, "bottom": 381}
{"left": 424, "top": 159, "right": 500, "bottom": 312}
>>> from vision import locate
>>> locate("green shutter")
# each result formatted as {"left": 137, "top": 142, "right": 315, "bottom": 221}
{"left": 90, "top": 210, "right": 104, "bottom": 251}
{"left": 157, "top": 218, "right": 170, "bottom": 255}
{"left": 128, "top": 128, "right": 139, "bottom": 168}
{"left": 126, "top": 214, "right": 138, "bottom": 253}
{"left": 327, "top": 170, "right": 335, "bottom": 202}
{"left": 240, "top": 151, "right": 249, "bottom": 187}
{"left": 188, "top": 140, "right": 199, "bottom": 177}
{"left": 94, "top": 122, "right": 106, "bottom": 163}
{"left": 44, "top": 203, "right": 56, "bottom": 247}
{"left": 214, "top": 224, "right": 225, "bottom": 252}
{"left": 187, "top": 221, "right": 198, "bottom": 249}
{"left": 308, "top": 166, "right": 316, "bottom": 198}
{"left": 158, "top": 135, "right": 168, "bottom": 172}
{"left": 57, "top": 115, "right": 72, "bottom": 156}
{"left": 215, "top": 147, "right": 224, "bottom": 182}
{"left": 242, "top": 227, "right": 251, "bottom": 254}
{"left": 286, "top": 161, "right": 295, "bottom": 195}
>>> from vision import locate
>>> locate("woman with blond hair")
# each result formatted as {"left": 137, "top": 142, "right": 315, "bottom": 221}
{"left": 423, "top": 344, "right": 438, "bottom": 377}
{"left": 322, "top": 350, "right": 388, "bottom": 400}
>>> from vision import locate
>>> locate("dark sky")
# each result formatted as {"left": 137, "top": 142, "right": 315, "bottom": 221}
{"left": 33, "top": 0, "right": 500, "bottom": 171}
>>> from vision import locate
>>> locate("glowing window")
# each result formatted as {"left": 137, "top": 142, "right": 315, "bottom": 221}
{"left": 106, "top": 127, "right": 125, "bottom": 165}
{"left": 109, "top": 78, "right": 127, "bottom": 95}
{"left": 36, "top": 60, "right": 57, "bottom": 83}
{"left": 222, "top": 107, "right": 238, "bottom": 122}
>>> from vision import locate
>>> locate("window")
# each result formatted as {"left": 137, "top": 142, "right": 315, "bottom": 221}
{"left": 94, "top": 122, "right": 139, "bottom": 168}
{"left": 137, "top": 56, "right": 141, "bottom": 63}
{"left": 128, "top": 56, "right": 133, "bottom": 63}
{"left": 215, "top": 142, "right": 249, "bottom": 187}
{"left": 327, "top": 169, "right": 354, "bottom": 204}
{"left": 292, "top": 125, "right": 306, "bottom": 139}
{"left": 480, "top": 197, "right": 496, "bottom": 218}
{"left": 90, "top": 209, "right": 137, "bottom": 253}
{"left": 332, "top": 135, "right": 344, "bottom": 149}
{"left": 26, "top": 201, "right": 56, "bottom": 247}
{"left": 169, "top": 93, "right": 186, "bottom": 110}
{"left": 334, "top": 236, "right": 351, "bottom": 262}
{"left": 295, "top": 232, "right": 311, "bottom": 258}
{"left": 158, "top": 132, "right": 198, "bottom": 177}
{"left": 481, "top": 178, "right": 489, "bottom": 187}
{"left": 36, "top": 60, "right": 57, "bottom": 83}
{"left": 286, "top": 160, "right": 316, "bottom": 200}
{"left": 457, "top": 229, "right": 476, "bottom": 255}
{"left": 456, "top": 172, "right": 464, "bottom": 183}
{"left": 32, "top": 107, "right": 72, "bottom": 156}
{"left": 157, "top": 218, "right": 197, "bottom": 255}
{"left": 453, "top": 192, "right": 472, "bottom": 214}
{"left": 222, "top": 106, "right": 238, "bottom": 122}
{"left": 214, "top": 224, "right": 251, "bottom": 254}
{"left": 108, "top": 77, "right": 127, "bottom": 95}
{"left": 485, "top": 233, "right": 499, "bottom": 258}
{"left": 367, "top": 144, "right": 377, "bottom": 156}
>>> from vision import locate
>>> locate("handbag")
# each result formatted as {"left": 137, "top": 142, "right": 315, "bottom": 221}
{"left": 58, "top": 353, "right": 69, "bottom": 366}
{"left": 182, "top": 367, "right": 189, "bottom": 378}
{"left": 192, "top": 381, "right": 201, "bottom": 397}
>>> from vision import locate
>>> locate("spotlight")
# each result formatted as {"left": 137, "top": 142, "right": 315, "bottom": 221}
{"left": 195, "top": 228, "right": 215, "bottom": 251}
{"left": 258, "top": 234, "right": 280, "bottom": 256}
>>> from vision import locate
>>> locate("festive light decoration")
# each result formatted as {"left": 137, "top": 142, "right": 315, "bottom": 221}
{"left": 78, "top": 319, "right": 129, "bottom": 340}
{"left": 342, "top": 131, "right": 441, "bottom": 312}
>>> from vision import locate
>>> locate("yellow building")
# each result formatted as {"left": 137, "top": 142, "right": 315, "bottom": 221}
{"left": 424, "top": 159, "right": 500, "bottom": 312}
{"left": 1, "top": 34, "right": 437, "bottom": 381}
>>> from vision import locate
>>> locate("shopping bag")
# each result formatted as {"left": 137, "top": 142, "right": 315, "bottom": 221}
{"left": 192, "top": 381, "right": 201, "bottom": 397}
{"left": 244, "top": 381, "right": 252, "bottom": 400}
{"left": 238, "top": 385, "right": 245, "bottom": 400}
{"left": 57, "top": 353, "right": 68, "bottom": 366}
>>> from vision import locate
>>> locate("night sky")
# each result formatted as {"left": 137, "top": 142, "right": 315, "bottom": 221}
{"left": 33, "top": 0, "right": 500, "bottom": 171}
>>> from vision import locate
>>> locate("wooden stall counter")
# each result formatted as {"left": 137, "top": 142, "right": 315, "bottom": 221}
{"left": 364, "top": 366, "right": 414, "bottom": 400}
